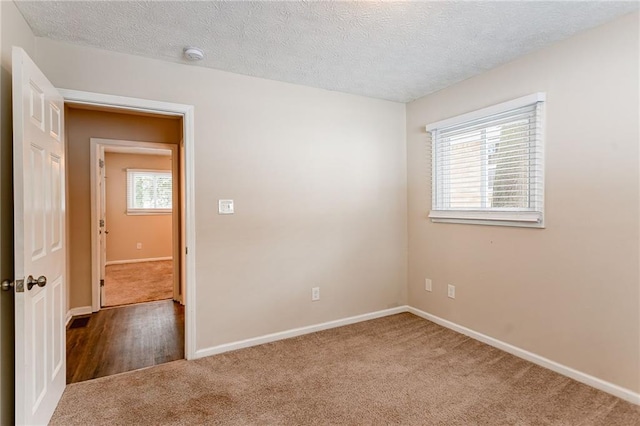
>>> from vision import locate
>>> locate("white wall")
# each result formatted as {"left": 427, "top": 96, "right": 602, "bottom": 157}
{"left": 406, "top": 12, "right": 639, "bottom": 392}
{"left": 35, "top": 38, "right": 408, "bottom": 350}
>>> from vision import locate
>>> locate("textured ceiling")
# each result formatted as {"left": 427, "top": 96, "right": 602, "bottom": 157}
{"left": 15, "top": 1, "right": 639, "bottom": 102}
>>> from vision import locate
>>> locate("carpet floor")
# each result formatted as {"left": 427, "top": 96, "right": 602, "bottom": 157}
{"left": 104, "top": 260, "right": 173, "bottom": 307}
{"left": 50, "top": 313, "right": 640, "bottom": 425}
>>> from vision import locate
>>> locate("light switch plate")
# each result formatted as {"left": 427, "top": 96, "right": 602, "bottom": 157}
{"left": 425, "top": 278, "right": 432, "bottom": 292}
{"left": 218, "top": 199, "right": 234, "bottom": 214}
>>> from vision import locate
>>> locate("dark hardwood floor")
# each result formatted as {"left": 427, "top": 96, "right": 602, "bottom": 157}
{"left": 66, "top": 299, "right": 184, "bottom": 384}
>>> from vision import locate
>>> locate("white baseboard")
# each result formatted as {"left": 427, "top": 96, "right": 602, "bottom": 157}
{"left": 406, "top": 306, "right": 640, "bottom": 405}
{"left": 194, "top": 306, "right": 408, "bottom": 359}
{"left": 65, "top": 306, "right": 93, "bottom": 326}
{"left": 192, "top": 304, "right": 638, "bottom": 405}
{"left": 106, "top": 256, "right": 172, "bottom": 266}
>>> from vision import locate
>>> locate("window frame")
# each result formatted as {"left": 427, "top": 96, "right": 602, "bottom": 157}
{"left": 126, "top": 168, "right": 173, "bottom": 215}
{"left": 426, "top": 93, "right": 545, "bottom": 228}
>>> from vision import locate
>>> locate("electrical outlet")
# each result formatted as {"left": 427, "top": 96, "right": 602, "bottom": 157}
{"left": 136, "top": 243, "right": 142, "bottom": 250}
{"left": 448, "top": 284, "right": 455, "bottom": 299}
{"left": 425, "top": 278, "right": 432, "bottom": 292}
{"left": 311, "top": 287, "right": 320, "bottom": 301}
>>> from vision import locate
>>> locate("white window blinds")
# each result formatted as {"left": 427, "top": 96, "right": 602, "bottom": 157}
{"left": 126, "top": 169, "right": 172, "bottom": 214}
{"left": 427, "top": 93, "right": 545, "bottom": 227}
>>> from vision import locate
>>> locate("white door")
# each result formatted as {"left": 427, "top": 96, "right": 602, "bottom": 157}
{"left": 13, "top": 47, "right": 66, "bottom": 425}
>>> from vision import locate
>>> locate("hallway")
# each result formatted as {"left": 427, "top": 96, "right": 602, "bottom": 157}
{"left": 66, "top": 300, "right": 184, "bottom": 383}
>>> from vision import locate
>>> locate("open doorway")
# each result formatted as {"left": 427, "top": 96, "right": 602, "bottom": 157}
{"left": 64, "top": 105, "right": 188, "bottom": 383}
{"left": 94, "top": 142, "right": 179, "bottom": 308}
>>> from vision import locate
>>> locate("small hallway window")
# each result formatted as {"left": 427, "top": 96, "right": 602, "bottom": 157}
{"left": 126, "top": 169, "right": 172, "bottom": 214}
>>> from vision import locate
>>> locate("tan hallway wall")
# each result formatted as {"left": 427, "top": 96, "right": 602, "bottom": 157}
{"left": 66, "top": 108, "right": 181, "bottom": 309}
{"left": 37, "top": 39, "right": 408, "bottom": 352}
{"left": 406, "top": 12, "right": 640, "bottom": 393}
{"left": 0, "top": 1, "right": 37, "bottom": 423}
{"left": 105, "top": 152, "right": 173, "bottom": 263}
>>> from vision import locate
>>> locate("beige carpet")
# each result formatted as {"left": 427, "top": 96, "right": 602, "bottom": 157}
{"left": 50, "top": 313, "right": 639, "bottom": 425}
{"left": 104, "top": 260, "right": 173, "bottom": 307}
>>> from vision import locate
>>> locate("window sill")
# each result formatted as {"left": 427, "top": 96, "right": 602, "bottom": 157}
{"left": 429, "top": 210, "right": 544, "bottom": 228}
{"left": 126, "top": 210, "right": 172, "bottom": 216}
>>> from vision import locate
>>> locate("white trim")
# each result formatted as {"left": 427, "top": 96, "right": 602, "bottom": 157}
{"left": 425, "top": 92, "right": 546, "bottom": 131}
{"left": 191, "top": 303, "right": 638, "bottom": 404}
{"left": 429, "top": 210, "right": 542, "bottom": 223}
{"left": 429, "top": 210, "right": 544, "bottom": 228}
{"left": 183, "top": 102, "right": 197, "bottom": 360}
{"left": 105, "top": 257, "right": 173, "bottom": 266}
{"left": 126, "top": 168, "right": 170, "bottom": 173}
{"left": 89, "top": 141, "right": 102, "bottom": 312}
{"left": 65, "top": 306, "right": 92, "bottom": 326}
{"left": 429, "top": 217, "right": 545, "bottom": 228}
{"left": 406, "top": 306, "right": 640, "bottom": 405}
{"left": 61, "top": 89, "right": 197, "bottom": 361}
{"left": 194, "top": 306, "right": 408, "bottom": 359}
{"left": 60, "top": 89, "right": 191, "bottom": 117}
{"left": 104, "top": 146, "right": 171, "bottom": 156}
{"left": 126, "top": 210, "right": 172, "bottom": 216}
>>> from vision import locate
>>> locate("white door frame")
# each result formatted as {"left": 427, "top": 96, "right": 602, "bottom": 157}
{"left": 90, "top": 139, "right": 181, "bottom": 309}
{"left": 60, "top": 89, "right": 197, "bottom": 360}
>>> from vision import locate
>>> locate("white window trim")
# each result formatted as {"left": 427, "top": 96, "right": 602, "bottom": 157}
{"left": 126, "top": 168, "right": 173, "bottom": 215}
{"left": 426, "top": 93, "right": 545, "bottom": 131}
{"left": 426, "top": 93, "right": 546, "bottom": 228}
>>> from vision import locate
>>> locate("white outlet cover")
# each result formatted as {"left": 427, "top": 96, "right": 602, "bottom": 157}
{"left": 448, "top": 284, "right": 455, "bottom": 299}
{"left": 218, "top": 199, "right": 234, "bottom": 214}
{"left": 311, "top": 287, "right": 320, "bottom": 301}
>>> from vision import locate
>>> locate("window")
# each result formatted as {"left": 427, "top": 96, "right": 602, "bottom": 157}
{"left": 126, "top": 169, "right": 172, "bottom": 214}
{"left": 426, "top": 93, "right": 545, "bottom": 227}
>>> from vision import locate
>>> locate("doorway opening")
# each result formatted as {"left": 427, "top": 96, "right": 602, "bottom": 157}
{"left": 63, "top": 100, "right": 193, "bottom": 383}
{"left": 92, "top": 140, "right": 180, "bottom": 308}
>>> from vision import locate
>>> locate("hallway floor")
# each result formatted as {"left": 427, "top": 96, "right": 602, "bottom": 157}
{"left": 66, "top": 299, "right": 184, "bottom": 383}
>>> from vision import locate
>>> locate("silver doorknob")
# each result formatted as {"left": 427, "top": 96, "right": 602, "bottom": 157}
{"left": 1, "top": 280, "right": 13, "bottom": 292}
{"left": 26, "top": 275, "right": 47, "bottom": 291}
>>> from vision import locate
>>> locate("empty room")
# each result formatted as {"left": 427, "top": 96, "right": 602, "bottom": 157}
{"left": 0, "top": 1, "right": 638, "bottom": 425}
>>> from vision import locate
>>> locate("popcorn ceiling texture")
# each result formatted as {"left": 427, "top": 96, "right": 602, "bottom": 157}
{"left": 15, "top": 1, "right": 639, "bottom": 102}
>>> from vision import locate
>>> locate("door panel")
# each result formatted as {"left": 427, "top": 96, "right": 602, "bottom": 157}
{"left": 13, "top": 47, "right": 66, "bottom": 425}
{"left": 49, "top": 103, "right": 61, "bottom": 141}
{"left": 51, "top": 155, "right": 62, "bottom": 251}
{"left": 51, "top": 276, "right": 64, "bottom": 378}
{"left": 29, "top": 81, "right": 44, "bottom": 130}
{"left": 32, "top": 289, "right": 46, "bottom": 408}
{"left": 30, "top": 143, "right": 46, "bottom": 260}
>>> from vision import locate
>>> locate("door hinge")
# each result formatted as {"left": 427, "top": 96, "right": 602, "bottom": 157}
{"left": 185, "top": 247, "right": 188, "bottom": 255}
{"left": 99, "top": 159, "right": 104, "bottom": 168}
{"left": 100, "top": 279, "right": 105, "bottom": 287}
{"left": 99, "top": 219, "right": 105, "bottom": 227}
